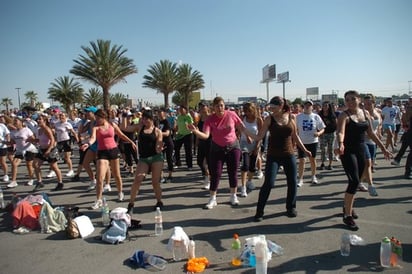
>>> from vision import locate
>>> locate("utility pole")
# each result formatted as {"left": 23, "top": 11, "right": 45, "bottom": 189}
{"left": 15, "top": 88, "right": 21, "bottom": 110}
{"left": 409, "top": 80, "right": 412, "bottom": 96}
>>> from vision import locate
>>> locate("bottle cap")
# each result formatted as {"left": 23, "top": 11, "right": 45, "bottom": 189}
{"left": 382, "top": 237, "right": 390, "bottom": 243}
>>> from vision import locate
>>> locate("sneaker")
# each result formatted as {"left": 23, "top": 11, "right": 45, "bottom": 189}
{"left": 160, "top": 177, "right": 166, "bottom": 184}
{"left": 32, "top": 182, "right": 44, "bottom": 192}
{"left": 391, "top": 160, "right": 400, "bottom": 167}
{"left": 88, "top": 179, "right": 96, "bottom": 191}
{"left": 166, "top": 176, "right": 172, "bottom": 184}
{"left": 358, "top": 183, "right": 368, "bottom": 192}
{"left": 203, "top": 198, "right": 217, "bottom": 209}
{"left": 256, "top": 170, "right": 264, "bottom": 179}
{"left": 343, "top": 216, "right": 359, "bottom": 231}
{"left": 368, "top": 185, "right": 378, "bottom": 197}
{"left": 46, "top": 170, "right": 56, "bottom": 178}
{"left": 246, "top": 180, "right": 255, "bottom": 190}
{"left": 230, "top": 194, "right": 239, "bottom": 206}
{"left": 66, "top": 170, "right": 74, "bottom": 177}
{"left": 7, "top": 181, "right": 18, "bottom": 188}
{"left": 154, "top": 201, "right": 164, "bottom": 211}
{"left": 254, "top": 214, "right": 264, "bottom": 222}
{"left": 127, "top": 202, "right": 134, "bottom": 215}
{"left": 72, "top": 175, "right": 80, "bottom": 182}
{"left": 187, "top": 167, "right": 193, "bottom": 171}
{"left": 286, "top": 208, "right": 297, "bottom": 218}
{"left": 342, "top": 207, "right": 358, "bottom": 219}
{"left": 53, "top": 183, "right": 64, "bottom": 191}
{"left": 319, "top": 163, "right": 325, "bottom": 170}
{"left": 311, "top": 176, "right": 319, "bottom": 185}
{"left": 297, "top": 179, "right": 304, "bottom": 187}
{"left": 240, "top": 186, "right": 248, "bottom": 197}
{"left": 326, "top": 165, "right": 333, "bottom": 170}
{"left": 26, "top": 179, "right": 34, "bottom": 186}
{"left": 202, "top": 177, "right": 210, "bottom": 190}
{"left": 3, "top": 175, "right": 9, "bottom": 182}
{"left": 118, "top": 192, "right": 124, "bottom": 201}
{"left": 91, "top": 199, "right": 103, "bottom": 210}
{"left": 103, "top": 184, "right": 112, "bottom": 192}
{"left": 13, "top": 226, "right": 30, "bottom": 234}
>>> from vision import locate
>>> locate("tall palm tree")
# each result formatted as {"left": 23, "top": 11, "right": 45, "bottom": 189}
{"left": 48, "top": 76, "right": 84, "bottom": 113}
{"left": 1, "top": 97, "right": 13, "bottom": 113}
{"left": 70, "top": 39, "right": 138, "bottom": 111}
{"left": 24, "top": 90, "right": 38, "bottom": 107}
{"left": 176, "top": 64, "right": 205, "bottom": 109}
{"left": 83, "top": 88, "right": 103, "bottom": 107}
{"left": 142, "top": 60, "right": 178, "bottom": 108}
{"left": 110, "top": 92, "right": 127, "bottom": 107}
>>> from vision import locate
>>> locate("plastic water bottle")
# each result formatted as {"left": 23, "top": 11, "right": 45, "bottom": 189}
{"left": 154, "top": 207, "right": 163, "bottom": 236}
{"left": 188, "top": 237, "right": 196, "bottom": 259}
{"left": 101, "top": 197, "right": 110, "bottom": 227}
{"left": 267, "top": 240, "right": 284, "bottom": 255}
{"left": 0, "top": 186, "right": 5, "bottom": 208}
{"left": 249, "top": 248, "right": 256, "bottom": 267}
{"left": 380, "top": 237, "right": 391, "bottom": 267}
{"left": 40, "top": 209, "right": 50, "bottom": 233}
{"left": 255, "top": 235, "right": 268, "bottom": 274}
{"left": 144, "top": 253, "right": 167, "bottom": 270}
{"left": 340, "top": 232, "right": 351, "bottom": 256}
{"left": 390, "top": 237, "right": 403, "bottom": 267}
{"left": 172, "top": 240, "right": 186, "bottom": 261}
{"left": 231, "top": 233, "right": 242, "bottom": 266}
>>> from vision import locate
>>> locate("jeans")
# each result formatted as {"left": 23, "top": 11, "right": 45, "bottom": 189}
{"left": 208, "top": 147, "right": 241, "bottom": 191}
{"left": 256, "top": 154, "right": 297, "bottom": 217}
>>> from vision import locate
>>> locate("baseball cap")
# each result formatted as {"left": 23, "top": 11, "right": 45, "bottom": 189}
{"left": 84, "top": 106, "right": 97, "bottom": 113}
{"left": 304, "top": 100, "right": 313, "bottom": 106}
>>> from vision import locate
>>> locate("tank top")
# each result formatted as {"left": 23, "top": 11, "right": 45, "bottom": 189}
{"left": 38, "top": 128, "right": 51, "bottom": 148}
{"left": 139, "top": 126, "right": 157, "bottom": 158}
{"left": 96, "top": 125, "right": 117, "bottom": 150}
{"left": 365, "top": 110, "right": 380, "bottom": 145}
{"left": 267, "top": 115, "right": 294, "bottom": 157}
{"left": 343, "top": 111, "right": 369, "bottom": 152}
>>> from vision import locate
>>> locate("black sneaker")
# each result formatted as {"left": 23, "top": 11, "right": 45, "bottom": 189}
{"left": 53, "top": 183, "right": 64, "bottom": 191}
{"left": 319, "top": 163, "right": 325, "bottom": 170}
{"left": 166, "top": 176, "right": 172, "bottom": 184}
{"left": 154, "top": 201, "right": 164, "bottom": 211}
{"left": 286, "top": 208, "right": 297, "bottom": 218}
{"left": 254, "top": 215, "right": 263, "bottom": 222}
{"left": 72, "top": 175, "right": 80, "bottom": 182}
{"left": 343, "top": 216, "right": 359, "bottom": 231}
{"left": 32, "top": 182, "right": 44, "bottom": 192}
{"left": 342, "top": 207, "right": 358, "bottom": 219}
{"left": 127, "top": 202, "right": 134, "bottom": 215}
{"left": 326, "top": 165, "right": 333, "bottom": 170}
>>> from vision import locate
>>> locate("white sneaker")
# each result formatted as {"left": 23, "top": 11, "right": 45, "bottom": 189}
{"left": 246, "top": 180, "right": 255, "bottom": 190}
{"left": 202, "top": 177, "right": 210, "bottom": 190}
{"left": 358, "top": 182, "right": 368, "bottom": 192}
{"left": 26, "top": 179, "right": 34, "bottom": 186}
{"left": 66, "top": 170, "right": 74, "bottom": 177}
{"left": 203, "top": 198, "right": 217, "bottom": 209}
{"left": 311, "top": 176, "right": 319, "bottom": 185}
{"left": 240, "top": 186, "right": 248, "bottom": 197}
{"left": 7, "top": 181, "right": 18, "bottom": 188}
{"left": 103, "top": 184, "right": 112, "bottom": 192}
{"left": 256, "top": 170, "right": 264, "bottom": 179}
{"left": 3, "top": 175, "right": 9, "bottom": 182}
{"left": 118, "top": 192, "right": 124, "bottom": 201}
{"left": 91, "top": 199, "right": 103, "bottom": 210}
{"left": 297, "top": 179, "right": 304, "bottom": 187}
{"left": 88, "top": 179, "right": 96, "bottom": 191}
{"left": 230, "top": 194, "right": 240, "bottom": 206}
{"left": 46, "top": 170, "right": 56, "bottom": 178}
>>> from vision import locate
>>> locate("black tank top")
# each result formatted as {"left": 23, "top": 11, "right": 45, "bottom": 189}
{"left": 138, "top": 127, "right": 157, "bottom": 158}
{"left": 267, "top": 115, "right": 295, "bottom": 157}
{"left": 344, "top": 111, "right": 368, "bottom": 152}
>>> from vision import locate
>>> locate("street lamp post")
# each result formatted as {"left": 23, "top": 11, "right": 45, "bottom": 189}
{"left": 15, "top": 88, "right": 21, "bottom": 110}
{"left": 408, "top": 81, "right": 412, "bottom": 96}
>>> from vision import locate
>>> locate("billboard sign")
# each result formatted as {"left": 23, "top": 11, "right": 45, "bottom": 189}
{"left": 306, "top": 87, "right": 319, "bottom": 96}
{"left": 262, "top": 64, "right": 276, "bottom": 82}
{"left": 277, "top": 71, "right": 289, "bottom": 82}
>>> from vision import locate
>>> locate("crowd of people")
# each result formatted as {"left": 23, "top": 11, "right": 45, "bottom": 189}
{"left": 1, "top": 91, "right": 411, "bottom": 230}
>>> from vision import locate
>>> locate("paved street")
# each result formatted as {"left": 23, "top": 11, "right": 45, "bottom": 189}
{"left": 0, "top": 150, "right": 411, "bottom": 274}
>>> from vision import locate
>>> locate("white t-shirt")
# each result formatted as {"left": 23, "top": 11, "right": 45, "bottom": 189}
{"left": 296, "top": 112, "right": 326, "bottom": 144}
{"left": 54, "top": 121, "right": 73, "bottom": 142}
{"left": 11, "top": 127, "right": 36, "bottom": 153}
{"left": 382, "top": 106, "right": 399, "bottom": 125}
{"left": 0, "top": 123, "right": 10, "bottom": 149}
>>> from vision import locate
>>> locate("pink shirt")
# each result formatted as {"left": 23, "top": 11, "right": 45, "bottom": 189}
{"left": 96, "top": 125, "right": 118, "bottom": 150}
{"left": 203, "top": 110, "right": 243, "bottom": 147}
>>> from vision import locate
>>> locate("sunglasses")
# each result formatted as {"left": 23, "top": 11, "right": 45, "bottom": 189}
{"left": 345, "top": 97, "right": 358, "bottom": 102}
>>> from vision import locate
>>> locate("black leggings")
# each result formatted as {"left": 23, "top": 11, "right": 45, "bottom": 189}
{"left": 124, "top": 142, "right": 138, "bottom": 167}
{"left": 341, "top": 147, "right": 365, "bottom": 194}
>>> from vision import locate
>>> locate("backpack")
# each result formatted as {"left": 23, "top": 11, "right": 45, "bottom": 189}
{"left": 101, "top": 207, "right": 131, "bottom": 244}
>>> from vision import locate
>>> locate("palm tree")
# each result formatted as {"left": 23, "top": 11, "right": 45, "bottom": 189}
{"left": 1, "top": 97, "right": 13, "bottom": 113}
{"left": 142, "top": 60, "right": 178, "bottom": 108}
{"left": 70, "top": 39, "right": 138, "bottom": 111}
{"left": 110, "top": 92, "right": 127, "bottom": 107}
{"left": 48, "top": 76, "right": 84, "bottom": 113}
{"left": 24, "top": 90, "right": 38, "bottom": 107}
{"left": 176, "top": 64, "right": 205, "bottom": 109}
{"left": 83, "top": 88, "right": 103, "bottom": 107}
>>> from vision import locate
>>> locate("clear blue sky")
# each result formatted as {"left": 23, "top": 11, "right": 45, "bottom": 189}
{"left": 1, "top": 0, "right": 411, "bottom": 108}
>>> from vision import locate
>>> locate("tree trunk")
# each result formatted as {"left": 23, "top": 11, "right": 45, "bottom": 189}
{"left": 103, "top": 87, "right": 110, "bottom": 111}
{"left": 164, "top": 92, "right": 169, "bottom": 108}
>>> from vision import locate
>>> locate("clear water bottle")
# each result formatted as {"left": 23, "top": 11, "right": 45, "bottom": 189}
{"left": 40, "top": 209, "right": 50, "bottom": 233}
{"left": 340, "top": 232, "right": 351, "bottom": 256}
{"left": 101, "top": 197, "right": 110, "bottom": 227}
{"left": 267, "top": 240, "right": 284, "bottom": 255}
{"left": 0, "top": 186, "right": 5, "bottom": 209}
{"left": 188, "top": 237, "right": 196, "bottom": 259}
{"left": 380, "top": 237, "right": 391, "bottom": 267}
{"left": 154, "top": 207, "right": 163, "bottom": 236}
{"left": 255, "top": 235, "right": 268, "bottom": 274}
{"left": 144, "top": 253, "right": 167, "bottom": 270}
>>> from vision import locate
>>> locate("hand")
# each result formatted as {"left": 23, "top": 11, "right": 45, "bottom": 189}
{"left": 131, "top": 142, "right": 137, "bottom": 151}
{"left": 383, "top": 149, "right": 392, "bottom": 160}
{"left": 304, "top": 150, "right": 312, "bottom": 158}
{"left": 80, "top": 143, "right": 89, "bottom": 151}
{"left": 187, "top": 123, "right": 196, "bottom": 132}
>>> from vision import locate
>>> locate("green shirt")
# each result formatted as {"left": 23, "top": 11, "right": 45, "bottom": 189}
{"left": 175, "top": 114, "right": 193, "bottom": 139}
